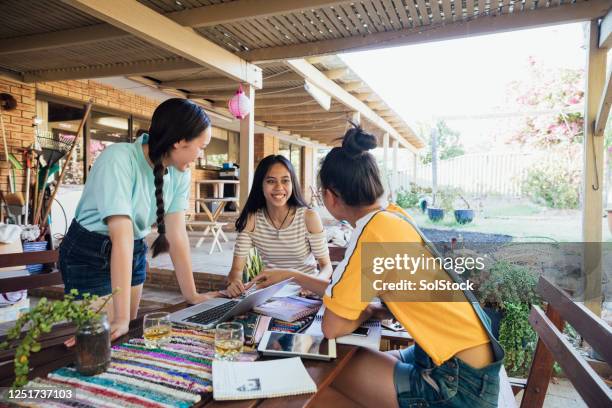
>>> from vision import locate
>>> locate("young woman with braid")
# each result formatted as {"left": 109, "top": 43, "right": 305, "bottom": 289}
{"left": 60, "top": 98, "right": 219, "bottom": 342}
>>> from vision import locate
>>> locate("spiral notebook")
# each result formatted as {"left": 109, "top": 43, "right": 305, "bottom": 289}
{"left": 212, "top": 357, "right": 317, "bottom": 400}
{"left": 253, "top": 296, "right": 321, "bottom": 322}
{"left": 305, "top": 306, "right": 382, "bottom": 350}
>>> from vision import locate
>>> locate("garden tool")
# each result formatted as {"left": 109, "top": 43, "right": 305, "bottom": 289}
{"left": 0, "top": 93, "right": 18, "bottom": 193}
{"left": 38, "top": 101, "right": 92, "bottom": 232}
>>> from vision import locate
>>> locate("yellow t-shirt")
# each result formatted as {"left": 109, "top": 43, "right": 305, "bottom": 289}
{"left": 323, "top": 203, "right": 490, "bottom": 366}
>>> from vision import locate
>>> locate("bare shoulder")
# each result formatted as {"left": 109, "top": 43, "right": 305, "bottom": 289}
{"left": 304, "top": 207, "right": 324, "bottom": 234}
{"left": 244, "top": 212, "right": 256, "bottom": 233}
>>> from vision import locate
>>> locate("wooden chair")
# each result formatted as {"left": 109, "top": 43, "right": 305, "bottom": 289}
{"left": 515, "top": 276, "right": 612, "bottom": 407}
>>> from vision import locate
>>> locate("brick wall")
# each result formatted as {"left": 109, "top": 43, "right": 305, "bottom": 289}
{"left": 0, "top": 77, "right": 160, "bottom": 198}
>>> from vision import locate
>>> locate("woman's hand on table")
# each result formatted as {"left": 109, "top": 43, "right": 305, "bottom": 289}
{"left": 186, "top": 291, "right": 223, "bottom": 305}
{"left": 247, "top": 269, "right": 295, "bottom": 289}
{"left": 225, "top": 278, "right": 246, "bottom": 298}
{"left": 63, "top": 318, "right": 130, "bottom": 348}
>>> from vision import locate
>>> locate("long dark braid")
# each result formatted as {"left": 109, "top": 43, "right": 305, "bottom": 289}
{"left": 151, "top": 159, "right": 168, "bottom": 256}
{"left": 147, "top": 98, "right": 211, "bottom": 257}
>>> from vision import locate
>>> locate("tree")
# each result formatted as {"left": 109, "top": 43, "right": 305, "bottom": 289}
{"left": 505, "top": 56, "right": 584, "bottom": 150}
{"left": 419, "top": 120, "right": 465, "bottom": 164}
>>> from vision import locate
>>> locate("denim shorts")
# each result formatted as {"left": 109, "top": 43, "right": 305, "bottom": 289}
{"left": 59, "top": 220, "right": 148, "bottom": 298}
{"left": 394, "top": 344, "right": 501, "bottom": 408}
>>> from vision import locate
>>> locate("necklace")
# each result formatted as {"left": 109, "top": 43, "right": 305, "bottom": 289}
{"left": 265, "top": 207, "right": 292, "bottom": 237}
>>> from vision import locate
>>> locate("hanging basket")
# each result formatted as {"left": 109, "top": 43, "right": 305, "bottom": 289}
{"left": 228, "top": 84, "right": 251, "bottom": 119}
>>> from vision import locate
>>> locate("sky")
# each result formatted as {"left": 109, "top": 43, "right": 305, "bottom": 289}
{"left": 340, "top": 22, "right": 586, "bottom": 151}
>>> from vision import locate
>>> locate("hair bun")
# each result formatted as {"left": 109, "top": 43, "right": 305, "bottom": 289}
{"left": 341, "top": 124, "right": 378, "bottom": 156}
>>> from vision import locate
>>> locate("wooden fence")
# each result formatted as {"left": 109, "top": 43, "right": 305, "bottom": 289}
{"left": 397, "top": 152, "right": 577, "bottom": 197}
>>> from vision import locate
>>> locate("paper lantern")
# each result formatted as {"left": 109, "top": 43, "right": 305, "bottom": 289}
{"left": 228, "top": 84, "right": 251, "bottom": 119}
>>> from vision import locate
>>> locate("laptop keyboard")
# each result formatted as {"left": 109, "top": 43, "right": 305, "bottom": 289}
{"left": 184, "top": 300, "right": 240, "bottom": 325}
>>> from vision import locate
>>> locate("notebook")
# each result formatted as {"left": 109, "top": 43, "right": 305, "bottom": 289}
{"left": 212, "top": 357, "right": 317, "bottom": 400}
{"left": 305, "top": 306, "right": 382, "bottom": 350}
{"left": 253, "top": 296, "right": 321, "bottom": 322}
{"left": 231, "top": 312, "right": 272, "bottom": 346}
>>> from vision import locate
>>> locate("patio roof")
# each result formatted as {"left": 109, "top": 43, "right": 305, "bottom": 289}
{"left": 1, "top": 0, "right": 608, "bottom": 149}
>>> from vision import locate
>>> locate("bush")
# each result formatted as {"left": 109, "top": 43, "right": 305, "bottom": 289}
{"left": 523, "top": 160, "right": 580, "bottom": 209}
{"left": 396, "top": 183, "right": 430, "bottom": 209}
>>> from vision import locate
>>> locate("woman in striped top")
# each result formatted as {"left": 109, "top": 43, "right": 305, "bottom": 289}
{"left": 225, "top": 155, "right": 332, "bottom": 297}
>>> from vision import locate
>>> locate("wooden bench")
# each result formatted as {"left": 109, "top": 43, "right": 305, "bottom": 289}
{"left": 515, "top": 276, "right": 612, "bottom": 407}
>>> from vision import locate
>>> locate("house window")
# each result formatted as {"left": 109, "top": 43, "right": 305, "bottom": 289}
{"left": 279, "top": 141, "right": 303, "bottom": 185}
{"left": 89, "top": 110, "right": 130, "bottom": 166}
{"left": 199, "top": 126, "right": 239, "bottom": 168}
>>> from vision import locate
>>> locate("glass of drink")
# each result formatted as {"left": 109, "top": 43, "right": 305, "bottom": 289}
{"left": 143, "top": 312, "right": 172, "bottom": 349}
{"left": 214, "top": 322, "right": 244, "bottom": 361}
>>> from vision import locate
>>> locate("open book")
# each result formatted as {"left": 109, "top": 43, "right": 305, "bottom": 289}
{"left": 212, "top": 357, "right": 316, "bottom": 400}
{"left": 305, "top": 306, "right": 382, "bottom": 350}
{"left": 253, "top": 296, "right": 321, "bottom": 322}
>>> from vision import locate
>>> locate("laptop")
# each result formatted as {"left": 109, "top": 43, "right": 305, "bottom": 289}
{"left": 169, "top": 278, "right": 293, "bottom": 329}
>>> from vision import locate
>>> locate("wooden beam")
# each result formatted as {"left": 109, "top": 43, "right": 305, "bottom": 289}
{"left": 255, "top": 111, "right": 349, "bottom": 122}
{"left": 0, "top": 0, "right": 351, "bottom": 56}
{"left": 61, "top": 0, "right": 262, "bottom": 88}
{"left": 599, "top": 7, "right": 612, "bottom": 48}
{"left": 161, "top": 72, "right": 303, "bottom": 91}
{"left": 341, "top": 82, "right": 365, "bottom": 92}
{"left": 324, "top": 68, "right": 349, "bottom": 80}
{"left": 22, "top": 58, "right": 198, "bottom": 82}
{"left": 192, "top": 88, "right": 308, "bottom": 101}
{"left": 243, "top": 0, "right": 611, "bottom": 61}
{"left": 256, "top": 106, "right": 350, "bottom": 115}
{"left": 594, "top": 68, "right": 612, "bottom": 136}
{"left": 582, "top": 20, "right": 607, "bottom": 316}
{"left": 286, "top": 59, "right": 416, "bottom": 147}
{"left": 253, "top": 97, "right": 318, "bottom": 108}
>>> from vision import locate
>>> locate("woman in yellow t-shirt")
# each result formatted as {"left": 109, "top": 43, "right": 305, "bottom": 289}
{"left": 252, "top": 125, "right": 504, "bottom": 407}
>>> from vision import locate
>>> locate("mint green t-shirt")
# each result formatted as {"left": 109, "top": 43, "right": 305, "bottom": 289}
{"left": 75, "top": 134, "right": 191, "bottom": 239}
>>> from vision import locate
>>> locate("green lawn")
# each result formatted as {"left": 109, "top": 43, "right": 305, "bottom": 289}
{"left": 405, "top": 199, "right": 611, "bottom": 242}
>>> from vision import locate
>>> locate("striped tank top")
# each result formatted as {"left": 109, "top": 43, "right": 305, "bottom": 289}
{"left": 233, "top": 207, "right": 329, "bottom": 275}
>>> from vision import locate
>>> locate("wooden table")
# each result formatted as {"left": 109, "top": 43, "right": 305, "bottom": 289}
{"left": 0, "top": 302, "right": 360, "bottom": 407}
{"left": 195, "top": 197, "right": 240, "bottom": 223}
{"left": 195, "top": 180, "right": 239, "bottom": 216}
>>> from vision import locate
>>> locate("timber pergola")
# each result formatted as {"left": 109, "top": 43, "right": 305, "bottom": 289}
{"left": 0, "top": 0, "right": 610, "bottom": 245}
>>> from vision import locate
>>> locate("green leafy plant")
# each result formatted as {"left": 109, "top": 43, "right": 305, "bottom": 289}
{"left": 523, "top": 159, "right": 580, "bottom": 209}
{"left": 243, "top": 248, "right": 264, "bottom": 283}
{"left": 395, "top": 183, "right": 432, "bottom": 209}
{"left": 476, "top": 261, "right": 540, "bottom": 377}
{"left": 433, "top": 186, "right": 461, "bottom": 212}
{"left": 498, "top": 302, "right": 537, "bottom": 376}
{"left": 0, "top": 289, "right": 114, "bottom": 388}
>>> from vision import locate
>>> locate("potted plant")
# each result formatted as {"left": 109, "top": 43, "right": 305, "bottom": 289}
{"left": 427, "top": 187, "right": 456, "bottom": 222}
{"left": 454, "top": 193, "right": 475, "bottom": 224}
{"left": 475, "top": 261, "right": 540, "bottom": 377}
{"left": 243, "top": 248, "right": 263, "bottom": 283}
{"left": 0, "top": 289, "right": 116, "bottom": 388}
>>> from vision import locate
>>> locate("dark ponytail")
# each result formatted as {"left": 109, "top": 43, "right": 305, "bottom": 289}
{"left": 318, "top": 123, "right": 384, "bottom": 206}
{"left": 147, "top": 98, "right": 211, "bottom": 257}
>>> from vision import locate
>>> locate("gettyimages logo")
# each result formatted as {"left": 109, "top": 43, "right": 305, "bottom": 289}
{"left": 359, "top": 242, "right": 608, "bottom": 303}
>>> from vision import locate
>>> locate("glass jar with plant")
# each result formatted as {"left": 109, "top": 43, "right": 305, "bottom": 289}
{"left": 476, "top": 260, "right": 540, "bottom": 377}
{"left": 0, "top": 289, "right": 116, "bottom": 388}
